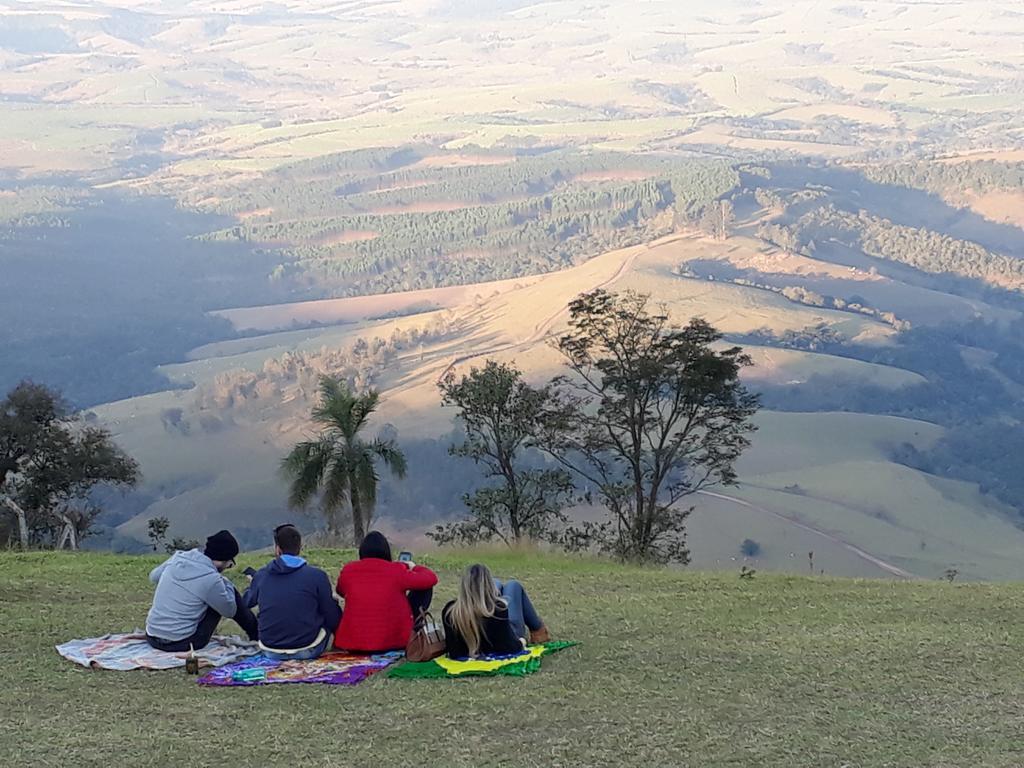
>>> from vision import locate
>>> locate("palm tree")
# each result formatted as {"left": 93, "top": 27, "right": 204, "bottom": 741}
{"left": 282, "top": 376, "right": 406, "bottom": 542}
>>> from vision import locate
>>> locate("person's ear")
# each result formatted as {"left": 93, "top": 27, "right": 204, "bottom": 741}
{"left": 274, "top": 545, "right": 282, "bottom": 557}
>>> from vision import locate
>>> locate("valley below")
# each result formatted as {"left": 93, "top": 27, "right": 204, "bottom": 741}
{"left": 3, "top": 0, "right": 1024, "bottom": 580}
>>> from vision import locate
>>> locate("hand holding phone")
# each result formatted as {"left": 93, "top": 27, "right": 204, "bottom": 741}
{"left": 398, "top": 551, "right": 413, "bottom": 565}
{"left": 243, "top": 566, "right": 257, "bottom": 577}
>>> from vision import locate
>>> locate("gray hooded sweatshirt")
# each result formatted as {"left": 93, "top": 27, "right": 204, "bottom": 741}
{"left": 145, "top": 549, "right": 238, "bottom": 642}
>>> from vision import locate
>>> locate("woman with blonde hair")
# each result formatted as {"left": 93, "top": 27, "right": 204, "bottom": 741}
{"left": 442, "top": 563, "right": 550, "bottom": 658}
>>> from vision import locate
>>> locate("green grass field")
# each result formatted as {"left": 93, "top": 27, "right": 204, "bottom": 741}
{"left": 3, "top": 550, "right": 1024, "bottom": 768}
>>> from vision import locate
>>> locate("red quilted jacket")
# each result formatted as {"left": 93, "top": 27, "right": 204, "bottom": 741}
{"left": 334, "top": 558, "right": 438, "bottom": 652}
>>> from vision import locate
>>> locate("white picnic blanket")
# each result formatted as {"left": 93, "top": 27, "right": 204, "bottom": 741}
{"left": 57, "top": 630, "right": 259, "bottom": 671}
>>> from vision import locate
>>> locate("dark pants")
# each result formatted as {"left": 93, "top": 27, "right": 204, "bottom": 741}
{"left": 147, "top": 588, "right": 258, "bottom": 652}
{"left": 408, "top": 587, "right": 433, "bottom": 629}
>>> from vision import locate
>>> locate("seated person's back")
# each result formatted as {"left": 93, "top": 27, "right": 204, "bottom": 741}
{"left": 244, "top": 525, "right": 340, "bottom": 653}
{"left": 442, "top": 563, "right": 524, "bottom": 659}
{"left": 335, "top": 531, "right": 438, "bottom": 652}
{"left": 145, "top": 529, "right": 258, "bottom": 651}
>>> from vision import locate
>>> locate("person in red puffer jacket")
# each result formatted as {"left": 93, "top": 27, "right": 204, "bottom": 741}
{"left": 334, "top": 531, "right": 438, "bottom": 652}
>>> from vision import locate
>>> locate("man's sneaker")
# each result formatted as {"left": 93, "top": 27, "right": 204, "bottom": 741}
{"left": 529, "top": 625, "right": 551, "bottom": 644}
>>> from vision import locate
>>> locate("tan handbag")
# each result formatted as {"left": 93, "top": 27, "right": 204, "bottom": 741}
{"left": 406, "top": 610, "right": 445, "bottom": 662}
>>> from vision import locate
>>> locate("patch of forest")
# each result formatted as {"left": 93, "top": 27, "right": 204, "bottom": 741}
{"left": 0, "top": 184, "right": 91, "bottom": 228}
{"left": 760, "top": 205, "right": 1024, "bottom": 292}
{"left": 179, "top": 314, "right": 460, "bottom": 427}
{"left": 863, "top": 159, "right": 1024, "bottom": 197}
{"left": 195, "top": 148, "right": 739, "bottom": 295}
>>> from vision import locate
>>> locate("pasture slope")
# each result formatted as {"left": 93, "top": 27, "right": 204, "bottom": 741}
{"left": 95, "top": 231, "right": 1024, "bottom": 581}
{"left": 2, "top": 549, "right": 1023, "bottom": 768}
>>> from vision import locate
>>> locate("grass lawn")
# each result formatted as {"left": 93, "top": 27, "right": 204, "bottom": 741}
{"left": 2, "top": 550, "right": 1023, "bottom": 767}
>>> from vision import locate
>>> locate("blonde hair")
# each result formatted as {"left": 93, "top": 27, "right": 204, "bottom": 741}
{"left": 449, "top": 563, "right": 504, "bottom": 657}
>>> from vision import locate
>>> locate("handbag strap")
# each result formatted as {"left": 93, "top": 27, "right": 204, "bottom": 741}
{"left": 415, "top": 608, "right": 432, "bottom": 627}
{"left": 415, "top": 609, "right": 443, "bottom": 641}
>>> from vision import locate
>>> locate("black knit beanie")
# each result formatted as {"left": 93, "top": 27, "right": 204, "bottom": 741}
{"left": 204, "top": 529, "right": 239, "bottom": 562}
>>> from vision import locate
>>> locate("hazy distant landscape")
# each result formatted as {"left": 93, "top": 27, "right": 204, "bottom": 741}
{"left": 3, "top": 0, "right": 1024, "bottom": 579}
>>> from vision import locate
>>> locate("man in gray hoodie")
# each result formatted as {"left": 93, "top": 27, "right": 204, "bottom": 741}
{"left": 145, "top": 529, "right": 259, "bottom": 652}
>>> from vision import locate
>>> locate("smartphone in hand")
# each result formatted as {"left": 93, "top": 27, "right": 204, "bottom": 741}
{"left": 398, "top": 551, "right": 413, "bottom": 563}
{"left": 243, "top": 566, "right": 257, "bottom": 577}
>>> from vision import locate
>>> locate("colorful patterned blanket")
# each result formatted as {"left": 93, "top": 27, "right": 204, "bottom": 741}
{"left": 198, "top": 651, "right": 402, "bottom": 686}
{"left": 56, "top": 630, "right": 259, "bottom": 671}
{"left": 387, "top": 641, "right": 577, "bottom": 679}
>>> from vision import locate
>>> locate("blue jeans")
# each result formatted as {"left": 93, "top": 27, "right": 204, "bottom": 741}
{"left": 262, "top": 631, "right": 331, "bottom": 661}
{"left": 495, "top": 579, "right": 543, "bottom": 640}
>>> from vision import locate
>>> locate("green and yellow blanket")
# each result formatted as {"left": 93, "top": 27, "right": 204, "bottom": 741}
{"left": 387, "top": 641, "right": 577, "bottom": 679}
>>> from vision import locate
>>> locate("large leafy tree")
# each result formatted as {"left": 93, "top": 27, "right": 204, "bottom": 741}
{"left": 432, "top": 360, "right": 574, "bottom": 546}
{"left": 282, "top": 376, "right": 406, "bottom": 542}
{"left": 1, "top": 381, "right": 138, "bottom": 549}
{"left": 537, "top": 290, "right": 759, "bottom": 564}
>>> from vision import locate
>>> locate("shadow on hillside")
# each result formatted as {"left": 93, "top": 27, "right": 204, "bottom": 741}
{"left": 768, "top": 163, "right": 1024, "bottom": 257}
{"left": 0, "top": 186, "right": 288, "bottom": 408}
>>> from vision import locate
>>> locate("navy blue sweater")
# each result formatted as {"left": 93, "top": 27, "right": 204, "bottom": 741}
{"left": 243, "top": 556, "right": 342, "bottom": 650}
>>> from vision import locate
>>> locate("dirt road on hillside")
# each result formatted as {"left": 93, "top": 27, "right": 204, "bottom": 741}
{"left": 435, "top": 235, "right": 680, "bottom": 382}
{"left": 697, "top": 489, "right": 917, "bottom": 579}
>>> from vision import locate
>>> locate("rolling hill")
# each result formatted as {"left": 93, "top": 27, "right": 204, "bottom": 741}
{"left": 93, "top": 226, "right": 1024, "bottom": 581}
{"left": 4, "top": 1, "right": 1024, "bottom": 580}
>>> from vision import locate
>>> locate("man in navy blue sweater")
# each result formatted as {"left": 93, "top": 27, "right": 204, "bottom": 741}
{"left": 243, "top": 524, "right": 341, "bottom": 660}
